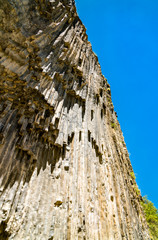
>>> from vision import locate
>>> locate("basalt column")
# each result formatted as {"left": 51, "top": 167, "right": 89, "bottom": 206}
{"left": 0, "top": 0, "right": 150, "bottom": 239}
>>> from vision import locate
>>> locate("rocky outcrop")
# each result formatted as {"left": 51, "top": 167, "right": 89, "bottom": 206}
{"left": 0, "top": 0, "right": 150, "bottom": 239}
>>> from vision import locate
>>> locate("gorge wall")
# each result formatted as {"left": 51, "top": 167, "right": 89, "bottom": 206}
{"left": 0, "top": 0, "right": 150, "bottom": 239}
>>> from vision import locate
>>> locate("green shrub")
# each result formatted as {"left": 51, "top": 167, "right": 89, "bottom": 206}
{"left": 141, "top": 196, "right": 158, "bottom": 239}
{"left": 130, "top": 171, "right": 136, "bottom": 180}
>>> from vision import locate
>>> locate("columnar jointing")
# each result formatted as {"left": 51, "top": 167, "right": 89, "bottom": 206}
{"left": 0, "top": 0, "right": 149, "bottom": 239}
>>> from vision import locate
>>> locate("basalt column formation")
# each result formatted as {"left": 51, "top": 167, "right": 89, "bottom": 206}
{"left": 0, "top": 0, "right": 150, "bottom": 239}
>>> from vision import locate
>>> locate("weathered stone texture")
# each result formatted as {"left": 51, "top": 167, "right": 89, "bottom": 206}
{"left": 0, "top": 0, "right": 150, "bottom": 239}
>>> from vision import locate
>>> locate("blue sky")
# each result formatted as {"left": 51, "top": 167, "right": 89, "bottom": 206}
{"left": 75, "top": 0, "right": 158, "bottom": 208}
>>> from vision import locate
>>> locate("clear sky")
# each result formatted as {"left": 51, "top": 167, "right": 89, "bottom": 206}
{"left": 75, "top": 0, "right": 158, "bottom": 208}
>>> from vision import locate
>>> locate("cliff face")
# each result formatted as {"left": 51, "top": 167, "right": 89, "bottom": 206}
{"left": 0, "top": 0, "right": 149, "bottom": 239}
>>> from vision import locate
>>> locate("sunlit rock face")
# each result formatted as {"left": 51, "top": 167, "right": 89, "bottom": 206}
{"left": 0, "top": 0, "right": 150, "bottom": 239}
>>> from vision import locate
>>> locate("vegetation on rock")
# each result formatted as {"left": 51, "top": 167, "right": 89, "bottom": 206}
{"left": 130, "top": 171, "right": 136, "bottom": 180}
{"left": 141, "top": 196, "right": 158, "bottom": 240}
{"left": 111, "top": 122, "right": 117, "bottom": 130}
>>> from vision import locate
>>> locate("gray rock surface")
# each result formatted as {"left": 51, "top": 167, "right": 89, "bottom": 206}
{"left": 0, "top": 0, "right": 150, "bottom": 239}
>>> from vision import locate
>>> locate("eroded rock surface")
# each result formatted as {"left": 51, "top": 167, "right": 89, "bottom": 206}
{"left": 0, "top": 0, "right": 150, "bottom": 239}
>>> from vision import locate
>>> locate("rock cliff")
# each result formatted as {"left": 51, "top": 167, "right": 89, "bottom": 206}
{"left": 0, "top": 0, "right": 150, "bottom": 239}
